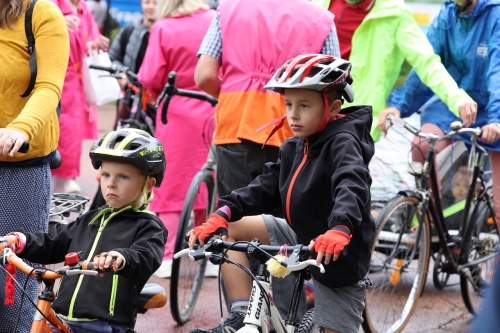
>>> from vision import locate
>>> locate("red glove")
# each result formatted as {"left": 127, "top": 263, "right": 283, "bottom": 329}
{"left": 192, "top": 214, "right": 229, "bottom": 243}
{"left": 314, "top": 229, "right": 351, "bottom": 257}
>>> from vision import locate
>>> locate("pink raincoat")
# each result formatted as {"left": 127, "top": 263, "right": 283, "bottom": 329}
{"left": 138, "top": 9, "right": 216, "bottom": 213}
{"left": 51, "top": 0, "right": 100, "bottom": 179}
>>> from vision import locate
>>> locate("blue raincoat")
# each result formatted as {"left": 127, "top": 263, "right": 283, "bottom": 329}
{"left": 388, "top": 0, "right": 500, "bottom": 151}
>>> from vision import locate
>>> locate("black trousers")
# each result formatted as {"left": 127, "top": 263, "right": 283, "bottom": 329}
{"left": 216, "top": 140, "right": 307, "bottom": 322}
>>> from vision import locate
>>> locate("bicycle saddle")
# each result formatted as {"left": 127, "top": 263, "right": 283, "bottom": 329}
{"left": 133, "top": 283, "right": 167, "bottom": 310}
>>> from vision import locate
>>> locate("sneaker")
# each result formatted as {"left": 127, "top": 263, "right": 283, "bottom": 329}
{"left": 153, "top": 260, "right": 172, "bottom": 278}
{"left": 66, "top": 179, "right": 81, "bottom": 193}
{"left": 190, "top": 311, "right": 245, "bottom": 333}
{"left": 204, "top": 260, "right": 220, "bottom": 277}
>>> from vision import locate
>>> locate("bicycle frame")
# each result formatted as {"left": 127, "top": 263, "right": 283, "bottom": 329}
{"left": 176, "top": 239, "right": 321, "bottom": 333}
{"left": 31, "top": 279, "right": 73, "bottom": 333}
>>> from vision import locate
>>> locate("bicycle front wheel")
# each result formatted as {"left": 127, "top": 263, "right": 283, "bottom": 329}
{"left": 170, "top": 169, "right": 214, "bottom": 324}
{"left": 362, "top": 195, "right": 431, "bottom": 333}
{"left": 460, "top": 197, "right": 500, "bottom": 315}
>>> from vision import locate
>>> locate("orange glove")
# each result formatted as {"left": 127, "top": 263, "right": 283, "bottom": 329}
{"left": 192, "top": 214, "right": 229, "bottom": 243}
{"left": 314, "top": 229, "right": 351, "bottom": 257}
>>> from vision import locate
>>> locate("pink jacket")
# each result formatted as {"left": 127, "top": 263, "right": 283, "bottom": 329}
{"left": 138, "top": 10, "right": 216, "bottom": 213}
{"left": 51, "top": 0, "right": 100, "bottom": 179}
{"left": 214, "top": 0, "right": 333, "bottom": 146}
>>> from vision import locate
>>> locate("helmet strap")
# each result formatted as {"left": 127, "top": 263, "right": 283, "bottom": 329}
{"left": 142, "top": 176, "right": 154, "bottom": 208}
{"left": 314, "top": 94, "right": 332, "bottom": 134}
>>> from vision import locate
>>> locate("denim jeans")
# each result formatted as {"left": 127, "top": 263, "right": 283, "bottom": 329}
{"left": 216, "top": 140, "right": 306, "bottom": 321}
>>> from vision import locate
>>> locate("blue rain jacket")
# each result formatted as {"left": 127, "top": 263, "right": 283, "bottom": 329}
{"left": 388, "top": 0, "right": 500, "bottom": 151}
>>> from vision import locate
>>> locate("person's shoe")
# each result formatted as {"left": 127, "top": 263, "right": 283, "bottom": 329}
{"left": 189, "top": 311, "right": 245, "bottom": 333}
{"left": 204, "top": 261, "right": 220, "bottom": 277}
{"left": 153, "top": 260, "right": 172, "bottom": 278}
{"left": 65, "top": 179, "right": 81, "bottom": 193}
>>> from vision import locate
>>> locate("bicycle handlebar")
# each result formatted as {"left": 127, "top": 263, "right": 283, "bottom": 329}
{"left": 0, "top": 250, "right": 98, "bottom": 279}
{"left": 89, "top": 64, "right": 138, "bottom": 80}
{"left": 174, "top": 238, "right": 325, "bottom": 273}
{"left": 157, "top": 71, "right": 218, "bottom": 125}
{"left": 0, "top": 250, "right": 122, "bottom": 280}
{"left": 387, "top": 114, "right": 482, "bottom": 141}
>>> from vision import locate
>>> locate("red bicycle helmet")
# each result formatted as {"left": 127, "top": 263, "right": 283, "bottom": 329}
{"left": 264, "top": 54, "right": 354, "bottom": 103}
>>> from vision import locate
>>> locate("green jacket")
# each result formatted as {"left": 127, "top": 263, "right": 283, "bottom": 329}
{"left": 313, "top": 0, "right": 472, "bottom": 141}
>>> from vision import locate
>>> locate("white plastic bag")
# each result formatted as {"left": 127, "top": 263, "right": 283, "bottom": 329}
{"left": 82, "top": 51, "right": 121, "bottom": 106}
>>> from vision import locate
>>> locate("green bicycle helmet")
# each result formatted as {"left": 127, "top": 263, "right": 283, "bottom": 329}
{"left": 89, "top": 128, "right": 166, "bottom": 187}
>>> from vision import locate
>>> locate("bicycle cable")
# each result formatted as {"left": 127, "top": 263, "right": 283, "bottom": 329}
{"left": 0, "top": 264, "right": 63, "bottom": 331}
{"left": 13, "top": 267, "right": 35, "bottom": 332}
{"left": 215, "top": 240, "right": 281, "bottom": 318}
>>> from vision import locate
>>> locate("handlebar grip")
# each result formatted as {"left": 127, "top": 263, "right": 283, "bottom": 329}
{"left": 18, "top": 142, "right": 29, "bottom": 153}
{"left": 89, "top": 64, "right": 116, "bottom": 73}
{"left": 161, "top": 95, "right": 172, "bottom": 125}
{"left": 9, "top": 142, "right": 29, "bottom": 154}
{"left": 82, "top": 257, "right": 118, "bottom": 273}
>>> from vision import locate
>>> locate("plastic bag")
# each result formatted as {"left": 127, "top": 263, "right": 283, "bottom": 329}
{"left": 82, "top": 51, "right": 121, "bottom": 106}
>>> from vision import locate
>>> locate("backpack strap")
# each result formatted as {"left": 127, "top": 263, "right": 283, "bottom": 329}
{"left": 20, "top": 0, "right": 38, "bottom": 98}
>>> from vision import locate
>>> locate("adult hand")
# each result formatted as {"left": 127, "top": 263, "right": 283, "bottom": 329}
{"left": 481, "top": 123, "right": 500, "bottom": 144}
{"left": 187, "top": 214, "right": 228, "bottom": 248}
{"left": 89, "top": 35, "right": 110, "bottom": 51}
{"left": 378, "top": 107, "right": 401, "bottom": 134}
{"left": 117, "top": 73, "right": 128, "bottom": 89}
{"left": 458, "top": 100, "right": 478, "bottom": 127}
{"left": 0, "top": 129, "right": 28, "bottom": 158}
{"left": 309, "top": 228, "right": 351, "bottom": 265}
{"left": 64, "top": 15, "right": 81, "bottom": 32}
{"left": 93, "top": 250, "right": 125, "bottom": 274}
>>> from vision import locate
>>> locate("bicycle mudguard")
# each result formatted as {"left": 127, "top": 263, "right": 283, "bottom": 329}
{"left": 397, "top": 190, "right": 424, "bottom": 201}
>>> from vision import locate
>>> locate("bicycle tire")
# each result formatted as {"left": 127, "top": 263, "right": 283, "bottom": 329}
{"left": 459, "top": 196, "right": 499, "bottom": 315}
{"left": 170, "top": 169, "right": 214, "bottom": 324}
{"left": 295, "top": 308, "right": 314, "bottom": 333}
{"left": 362, "top": 195, "right": 431, "bottom": 333}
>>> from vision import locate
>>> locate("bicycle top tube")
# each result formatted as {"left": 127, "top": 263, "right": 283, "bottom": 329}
{"left": 388, "top": 115, "right": 482, "bottom": 142}
{"left": 1, "top": 250, "right": 98, "bottom": 279}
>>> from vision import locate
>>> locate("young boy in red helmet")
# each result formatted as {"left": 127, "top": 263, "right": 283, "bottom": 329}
{"left": 188, "top": 54, "right": 375, "bottom": 333}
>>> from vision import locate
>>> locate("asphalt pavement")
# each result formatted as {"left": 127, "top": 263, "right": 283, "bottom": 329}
{"left": 74, "top": 104, "right": 476, "bottom": 333}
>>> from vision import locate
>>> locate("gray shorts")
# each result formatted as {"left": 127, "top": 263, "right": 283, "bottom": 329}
{"left": 262, "top": 214, "right": 367, "bottom": 333}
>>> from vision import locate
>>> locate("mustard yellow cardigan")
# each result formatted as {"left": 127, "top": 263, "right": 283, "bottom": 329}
{"left": 0, "top": 0, "right": 69, "bottom": 162}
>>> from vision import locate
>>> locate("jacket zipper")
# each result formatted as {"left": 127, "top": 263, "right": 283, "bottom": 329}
{"left": 285, "top": 139, "right": 308, "bottom": 226}
{"left": 67, "top": 207, "right": 130, "bottom": 320}
{"left": 109, "top": 274, "right": 119, "bottom": 316}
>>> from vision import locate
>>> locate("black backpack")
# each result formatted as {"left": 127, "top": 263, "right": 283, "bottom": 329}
{"left": 21, "top": 0, "right": 61, "bottom": 117}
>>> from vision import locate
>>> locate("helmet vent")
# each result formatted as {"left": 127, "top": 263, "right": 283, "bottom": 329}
{"left": 128, "top": 143, "right": 142, "bottom": 150}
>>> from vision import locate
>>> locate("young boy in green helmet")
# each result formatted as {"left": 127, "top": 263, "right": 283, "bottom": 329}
{"left": 0, "top": 128, "right": 167, "bottom": 333}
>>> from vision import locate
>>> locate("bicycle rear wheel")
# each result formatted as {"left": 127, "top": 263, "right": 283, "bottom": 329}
{"left": 362, "top": 195, "right": 430, "bottom": 333}
{"left": 460, "top": 197, "right": 500, "bottom": 315}
{"left": 170, "top": 170, "right": 214, "bottom": 324}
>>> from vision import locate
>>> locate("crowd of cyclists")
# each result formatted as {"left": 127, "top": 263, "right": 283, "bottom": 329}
{"left": 0, "top": 0, "right": 499, "bottom": 332}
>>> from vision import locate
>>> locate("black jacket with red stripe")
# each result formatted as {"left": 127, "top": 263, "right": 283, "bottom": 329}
{"left": 218, "top": 105, "right": 375, "bottom": 288}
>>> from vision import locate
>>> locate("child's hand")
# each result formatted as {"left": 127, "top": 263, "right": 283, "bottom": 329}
{"left": 309, "top": 228, "right": 351, "bottom": 265}
{"left": 93, "top": 251, "right": 125, "bottom": 275}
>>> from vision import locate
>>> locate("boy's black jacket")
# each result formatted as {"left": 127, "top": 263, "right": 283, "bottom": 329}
{"left": 218, "top": 105, "right": 376, "bottom": 288}
{"left": 20, "top": 207, "right": 167, "bottom": 326}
